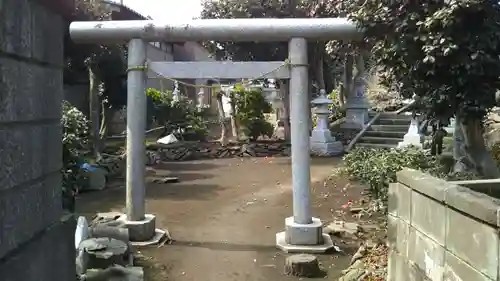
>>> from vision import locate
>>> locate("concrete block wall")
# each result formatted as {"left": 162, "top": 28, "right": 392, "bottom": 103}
{"left": 0, "top": 0, "right": 76, "bottom": 280}
{"left": 388, "top": 168, "right": 500, "bottom": 281}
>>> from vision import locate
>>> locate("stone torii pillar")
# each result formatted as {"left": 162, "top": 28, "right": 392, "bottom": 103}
{"left": 69, "top": 18, "right": 361, "bottom": 251}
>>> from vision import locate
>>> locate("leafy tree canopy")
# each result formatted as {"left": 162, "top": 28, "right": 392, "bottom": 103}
{"left": 350, "top": 0, "right": 500, "bottom": 120}
{"left": 64, "top": 0, "right": 127, "bottom": 107}
{"left": 200, "top": 0, "right": 353, "bottom": 91}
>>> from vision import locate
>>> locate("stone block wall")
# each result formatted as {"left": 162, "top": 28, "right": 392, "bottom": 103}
{"left": 388, "top": 169, "right": 500, "bottom": 281}
{"left": 0, "top": 0, "right": 76, "bottom": 280}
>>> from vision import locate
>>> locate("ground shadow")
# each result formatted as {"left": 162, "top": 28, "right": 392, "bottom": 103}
{"left": 155, "top": 161, "right": 219, "bottom": 171}
{"left": 76, "top": 180, "right": 224, "bottom": 216}
{"left": 146, "top": 182, "right": 223, "bottom": 200}
{"left": 147, "top": 172, "right": 215, "bottom": 183}
{"left": 171, "top": 240, "right": 278, "bottom": 253}
{"left": 75, "top": 187, "right": 125, "bottom": 216}
{"left": 276, "top": 156, "right": 343, "bottom": 167}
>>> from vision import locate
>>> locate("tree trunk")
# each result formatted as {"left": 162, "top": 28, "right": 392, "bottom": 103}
{"left": 216, "top": 92, "right": 229, "bottom": 145}
{"left": 454, "top": 116, "right": 500, "bottom": 178}
{"left": 89, "top": 67, "right": 102, "bottom": 161}
{"left": 230, "top": 101, "right": 239, "bottom": 140}
{"left": 315, "top": 47, "right": 326, "bottom": 91}
{"left": 342, "top": 54, "right": 354, "bottom": 109}
{"left": 323, "top": 62, "right": 334, "bottom": 94}
{"left": 97, "top": 101, "right": 110, "bottom": 157}
{"left": 339, "top": 84, "right": 346, "bottom": 108}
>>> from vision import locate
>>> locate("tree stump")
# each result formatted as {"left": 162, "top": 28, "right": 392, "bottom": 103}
{"left": 284, "top": 254, "right": 322, "bottom": 278}
{"left": 80, "top": 238, "right": 129, "bottom": 269}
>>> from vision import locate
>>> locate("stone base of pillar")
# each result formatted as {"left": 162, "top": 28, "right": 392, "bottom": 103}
{"left": 341, "top": 108, "right": 369, "bottom": 129}
{"left": 117, "top": 214, "right": 166, "bottom": 246}
{"left": 397, "top": 133, "right": 423, "bottom": 149}
{"left": 276, "top": 217, "right": 334, "bottom": 253}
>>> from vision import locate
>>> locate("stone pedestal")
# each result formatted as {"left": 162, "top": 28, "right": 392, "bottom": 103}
{"left": 398, "top": 117, "right": 423, "bottom": 148}
{"left": 117, "top": 214, "right": 166, "bottom": 246}
{"left": 341, "top": 79, "right": 370, "bottom": 129}
{"left": 310, "top": 90, "right": 343, "bottom": 156}
{"left": 276, "top": 217, "right": 334, "bottom": 253}
{"left": 342, "top": 107, "right": 369, "bottom": 129}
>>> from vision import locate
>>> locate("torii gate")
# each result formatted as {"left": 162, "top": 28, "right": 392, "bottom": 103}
{"left": 70, "top": 18, "right": 361, "bottom": 252}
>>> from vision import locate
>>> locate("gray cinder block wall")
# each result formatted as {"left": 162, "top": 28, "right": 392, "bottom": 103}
{"left": 0, "top": 0, "right": 76, "bottom": 280}
{"left": 388, "top": 169, "right": 500, "bottom": 281}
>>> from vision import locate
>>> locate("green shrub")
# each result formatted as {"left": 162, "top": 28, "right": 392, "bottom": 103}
{"left": 344, "top": 146, "right": 481, "bottom": 202}
{"left": 61, "top": 101, "right": 90, "bottom": 210}
{"left": 491, "top": 142, "right": 500, "bottom": 167}
{"left": 146, "top": 88, "right": 209, "bottom": 141}
{"left": 328, "top": 89, "right": 346, "bottom": 123}
{"left": 231, "top": 85, "right": 274, "bottom": 140}
{"left": 344, "top": 147, "right": 445, "bottom": 200}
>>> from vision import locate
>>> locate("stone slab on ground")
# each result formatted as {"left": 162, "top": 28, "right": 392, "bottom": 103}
{"left": 82, "top": 266, "right": 144, "bottom": 281}
{"left": 323, "top": 221, "right": 360, "bottom": 237}
{"left": 79, "top": 237, "right": 129, "bottom": 269}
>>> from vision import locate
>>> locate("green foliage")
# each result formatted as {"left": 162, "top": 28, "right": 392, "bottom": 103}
{"left": 146, "top": 88, "right": 209, "bottom": 140}
{"left": 491, "top": 143, "right": 500, "bottom": 167}
{"left": 349, "top": 1, "right": 500, "bottom": 121}
{"left": 344, "top": 146, "right": 482, "bottom": 201}
{"left": 61, "top": 101, "right": 90, "bottom": 210}
{"left": 344, "top": 147, "right": 445, "bottom": 200}
{"left": 200, "top": 0, "right": 351, "bottom": 93}
{"left": 65, "top": 0, "right": 128, "bottom": 107}
{"left": 231, "top": 85, "right": 274, "bottom": 140}
{"left": 328, "top": 89, "right": 346, "bottom": 123}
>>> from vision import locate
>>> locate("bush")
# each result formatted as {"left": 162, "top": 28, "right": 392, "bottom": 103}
{"left": 344, "top": 146, "right": 481, "bottom": 202}
{"left": 61, "top": 101, "right": 90, "bottom": 210}
{"left": 491, "top": 142, "right": 500, "bottom": 167}
{"left": 147, "top": 88, "right": 209, "bottom": 141}
{"left": 231, "top": 85, "right": 274, "bottom": 140}
{"left": 344, "top": 147, "right": 445, "bottom": 200}
{"left": 328, "top": 89, "right": 346, "bottom": 123}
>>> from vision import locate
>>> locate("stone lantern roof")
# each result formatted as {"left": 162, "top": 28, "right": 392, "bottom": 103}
{"left": 311, "top": 90, "right": 332, "bottom": 114}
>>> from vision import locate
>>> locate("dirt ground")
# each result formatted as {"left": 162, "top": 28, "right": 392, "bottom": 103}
{"left": 76, "top": 156, "right": 367, "bottom": 281}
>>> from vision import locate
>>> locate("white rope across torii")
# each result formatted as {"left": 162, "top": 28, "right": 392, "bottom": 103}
{"left": 70, "top": 18, "right": 362, "bottom": 251}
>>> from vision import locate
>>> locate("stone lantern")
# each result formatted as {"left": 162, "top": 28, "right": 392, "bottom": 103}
{"left": 310, "top": 89, "right": 344, "bottom": 156}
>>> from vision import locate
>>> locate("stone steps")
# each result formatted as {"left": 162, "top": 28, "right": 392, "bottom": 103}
{"left": 368, "top": 112, "right": 413, "bottom": 119}
{"left": 354, "top": 112, "right": 411, "bottom": 149}
{"left": 376, "top": 118, "right": 411, "bottom": 125}
{"left": 364, "top": 130, "right": 406, "bottom": 138}
{"left": 370, "top": 124, "right": 409, "bottom": 132}
{"left": 355, "top": 142, "right": 396, "bottom": 149}
{"left": 359, "top": 136, "right": 401, "bottom": 145}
